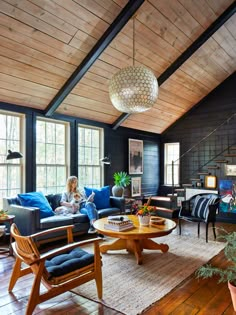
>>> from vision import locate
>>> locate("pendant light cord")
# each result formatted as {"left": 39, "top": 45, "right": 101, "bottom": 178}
{"left": 133, "top": 17, "right": 135, "bottom": 67}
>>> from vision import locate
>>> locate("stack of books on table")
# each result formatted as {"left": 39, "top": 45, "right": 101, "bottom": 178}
{"left": 104, "top": 215, "right": 134, "bottom": 231}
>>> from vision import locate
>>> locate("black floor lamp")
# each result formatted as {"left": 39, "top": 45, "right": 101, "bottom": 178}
{"left": 6, "top": 150, "right": 23, "bottom": 160}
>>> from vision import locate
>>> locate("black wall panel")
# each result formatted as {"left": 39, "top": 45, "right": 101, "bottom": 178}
{"left": 104, "top": 126, "right": 160, "bottom": 197}
{"left": 161, "top": 72, "right": 236, "bottom": 196}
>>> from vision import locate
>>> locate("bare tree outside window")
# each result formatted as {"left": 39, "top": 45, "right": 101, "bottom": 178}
{"left": 36, "top": 119, "right": 68, "bottom": 194}
{"left": 0, "top": 112, "right": 23, "bottom": 207}
{"left": 78, "top": 125, "right": 103, "bottom": 189}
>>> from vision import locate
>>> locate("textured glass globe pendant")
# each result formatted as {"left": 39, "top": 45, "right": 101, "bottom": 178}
{"left": 109, "top": 65, "right": 158, "bottom": 113}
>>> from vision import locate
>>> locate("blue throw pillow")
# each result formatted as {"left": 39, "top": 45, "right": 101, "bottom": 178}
{"left": 18, "top": 191, "right": 55, "bottom": 219}
{"left": 84, "top": 186, "right": 110, "bottom": 210}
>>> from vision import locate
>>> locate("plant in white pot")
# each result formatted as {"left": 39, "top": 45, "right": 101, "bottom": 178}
{"left": 196, "top": 229, "right": 236, "bottom": 311}
{"left": 112, "top": 171, "right": 131, "bottom": 197}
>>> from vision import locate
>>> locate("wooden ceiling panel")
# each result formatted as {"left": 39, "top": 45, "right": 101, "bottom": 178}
{"left": 0, "top": 74, "right": 56, "bottom": 99}
{"left": 57, "top": 105, "right": 118, "bottom": 125}
{"left": 0, "top": 0, "right": 235, "bottom": 133}
{"left": 1, "top": 0, "right": 73, "bottom": 43}
{"left": 138, "top": 1, "right": 192, "bottom": 52}
{"left": 63, "top": 94, "right": 118, "bottom": 115}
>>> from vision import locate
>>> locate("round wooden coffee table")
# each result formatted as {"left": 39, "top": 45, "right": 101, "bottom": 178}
{"left": 94, "top": 215, "right": 176, "bottom": 265}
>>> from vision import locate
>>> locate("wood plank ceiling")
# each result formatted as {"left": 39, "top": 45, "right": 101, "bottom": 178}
{"left": 0, "top": 0, "right": 235, "bottom": 134}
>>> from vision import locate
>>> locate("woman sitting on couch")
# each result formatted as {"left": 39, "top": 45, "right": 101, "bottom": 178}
{"left": 56, "top": 176, "right": 98, "bottom": 234}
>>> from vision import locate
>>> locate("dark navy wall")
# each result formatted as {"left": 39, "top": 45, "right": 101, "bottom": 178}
{"left": 161, "top": 72, "right": 236, "bottom": 196}
{"left": 104, "top": 126, "right": 160, "bottom": 197}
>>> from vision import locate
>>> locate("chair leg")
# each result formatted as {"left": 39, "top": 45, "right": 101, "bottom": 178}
{"left": 197, "top": 222, "right": 200, "bottom": 238}
{"left": 206, "top": 223, "right": 209, "bottom": 243}
{"left": 94, "top": 242, "right": 103, "bottom": 299}
{"left": 8, "top": 257, "right": 31, "bottom": 292}
{"left": 212, "top": 222, "right": 216, "bottom": 240}
{"left": 26, "top": 263, "right": 44, "bottom": 315}
{"left": 8, "top": 257, "right": 22, "bottom": 292}
{"left": 178, "top": 219, "right": 182, "bottom": 235}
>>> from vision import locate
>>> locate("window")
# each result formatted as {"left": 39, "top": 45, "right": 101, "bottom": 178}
{"left": 164, "top": 143, "right": 180, "bottom": 186}
{"left": 0, "top": 111, "right": 24, "bottom": 206}
{"left": 36, "top": 118, "right": 69, "bottom": 194}
{"left": 78, "top": 125, "right": 103, "bottom": 189}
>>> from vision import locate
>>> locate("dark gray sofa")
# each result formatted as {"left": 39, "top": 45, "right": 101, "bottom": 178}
{"left": 3, "top": 193, "right": 125, "bottom": 243}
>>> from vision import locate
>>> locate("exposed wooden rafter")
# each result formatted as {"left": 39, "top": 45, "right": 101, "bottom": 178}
{"left": 44, "top": 0, "right": 145, "bottom": 117}
{"left": 112, "top": 1, "right": 236, "bottom": 130}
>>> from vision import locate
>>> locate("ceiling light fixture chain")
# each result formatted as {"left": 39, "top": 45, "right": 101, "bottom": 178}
{"left": 133, "top": 16, "right": 135, "bottom": 67}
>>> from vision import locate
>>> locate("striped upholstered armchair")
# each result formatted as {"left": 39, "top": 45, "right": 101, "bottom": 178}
{"left": 178, "top": 193, "right": 220, "bottom": 242}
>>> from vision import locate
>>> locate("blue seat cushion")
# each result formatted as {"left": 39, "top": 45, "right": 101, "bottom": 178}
{"left": 18, "top": 191, "right": 55, "bottom": 219}
{"left": 45, "top": 247, "right": 94, "bottom": 279}
{"left": 84, "top": 186, "right": 110, "bottom": 210}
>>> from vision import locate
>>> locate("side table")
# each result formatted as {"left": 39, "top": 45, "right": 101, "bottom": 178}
{"left": 0, "top": 215, "right": 15, "bottom": 256}
{"left": 124, "top": 198, "right": 136, "bottom": 214}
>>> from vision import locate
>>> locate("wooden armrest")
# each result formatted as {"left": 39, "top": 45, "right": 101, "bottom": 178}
{"left": 30, "top": 225, "right": 74, "bottom": 239}
{"left": 40, "top": 237, "right": 102, "bottom": 260}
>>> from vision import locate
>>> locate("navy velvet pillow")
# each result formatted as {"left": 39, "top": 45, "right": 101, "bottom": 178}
{"left": 18, "top": 191, "right": 55, "bottom": 219}
{"left": 84, "top": 186, "right": 110, "bottom": 210}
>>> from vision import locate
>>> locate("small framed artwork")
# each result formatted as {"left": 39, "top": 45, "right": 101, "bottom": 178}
{"left": 225, "top": 165, "right": 236, "bottom": 176}
{"left": 131, "top": 177, "right": 141, "bottom": 197}
{"left": 129, "top": 139, "right": 143, "bottom": 174}
{"left": 205, "top": 175, "right": 217, "bottom": 189}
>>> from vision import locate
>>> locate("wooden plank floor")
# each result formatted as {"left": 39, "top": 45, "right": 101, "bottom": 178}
{"left": 0, "top": 221, "right": 235, "bottom": 314}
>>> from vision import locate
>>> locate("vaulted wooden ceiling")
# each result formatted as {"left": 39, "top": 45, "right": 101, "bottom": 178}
{"left": 0, "top": 0, "right": 235, "bottom": 134}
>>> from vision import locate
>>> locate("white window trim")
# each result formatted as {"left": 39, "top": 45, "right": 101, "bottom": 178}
{"left": 36, "top": 117, "right": 70, "bottom": 193}
{"left": 0, "top": 110, "right": 25, "bottom": 203}
{"left": 164, "top": 142, "right": 180, "bottom": 186}
{"left": 78, "top": 124, "right": 104, "bottom": 187}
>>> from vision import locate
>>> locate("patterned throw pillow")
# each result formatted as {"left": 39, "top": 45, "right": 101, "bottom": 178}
{"left": 191, "top": 196, "right": 216, "bottom": 219}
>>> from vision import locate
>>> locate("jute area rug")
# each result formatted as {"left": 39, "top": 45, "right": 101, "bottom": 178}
{"left": 72, "top": 233, "right": 225, "bottom": 315}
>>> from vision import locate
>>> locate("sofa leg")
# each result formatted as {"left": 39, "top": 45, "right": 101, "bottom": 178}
{"left": 197, "top": 222, "right": 200, "bottom": 238}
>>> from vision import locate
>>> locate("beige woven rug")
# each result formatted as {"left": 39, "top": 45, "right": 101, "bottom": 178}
{"left": 72, "top": 233, "right": 225, "bottom": 315}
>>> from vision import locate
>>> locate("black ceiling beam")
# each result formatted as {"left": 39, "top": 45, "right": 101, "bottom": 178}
{"left": 112, "top": 1, "right": 236, "bottom": 130}
{"left": 44, "top": 0, "right": 145, "bottom": 117}
{"left": 111, "top": 113, "right": 131, "bottom": 130}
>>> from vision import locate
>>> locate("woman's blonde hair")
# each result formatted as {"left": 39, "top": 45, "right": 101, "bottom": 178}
{"left": 66, "top": 176, "right": 78, "bottom": 193}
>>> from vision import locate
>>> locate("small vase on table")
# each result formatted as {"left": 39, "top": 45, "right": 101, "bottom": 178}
{"left": 138, "top": 215, "right": 150, "bottom": 226}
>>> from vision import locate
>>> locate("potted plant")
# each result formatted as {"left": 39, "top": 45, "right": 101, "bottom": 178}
{"left": 135, "top": 203, "right": 156, "bottom": 226}
{"left": 112, "top": 171, "right": 131, "bottom": 197}
{"left": 196, "top": 229, "right": 236, "bottom": 311}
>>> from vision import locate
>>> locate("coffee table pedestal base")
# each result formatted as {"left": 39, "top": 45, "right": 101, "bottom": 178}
{"left": 100, "top": 238, "right": 169, "bottom": 265}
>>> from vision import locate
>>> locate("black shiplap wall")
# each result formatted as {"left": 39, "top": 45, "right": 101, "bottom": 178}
{"left": 104, "top": 127, "right": 160, "bottom": 197}
{"left": 161, "top": 72, "right": 236, "bottom": 195}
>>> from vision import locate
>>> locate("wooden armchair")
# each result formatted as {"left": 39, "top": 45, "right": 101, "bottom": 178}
{"left": 8, "top": 224, "right": 102, "bottom": 315}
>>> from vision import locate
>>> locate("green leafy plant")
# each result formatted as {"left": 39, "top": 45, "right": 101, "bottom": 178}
{"left": 0, "top": 209, "right": 8, "bottom": 217}
{"left": 196, "top": 229, "right": 236, "bottom": 286}
{"left": 113, "top": 171, "right": 131, "bottom": 187}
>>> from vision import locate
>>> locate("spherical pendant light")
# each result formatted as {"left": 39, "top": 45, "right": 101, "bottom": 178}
{"left": 109, "top": 66, "right": 158, "bottom": 114}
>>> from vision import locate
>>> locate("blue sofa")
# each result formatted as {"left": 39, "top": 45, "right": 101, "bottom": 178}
{"left": 3, "top": 193, "right": 125, "bottom": 244}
